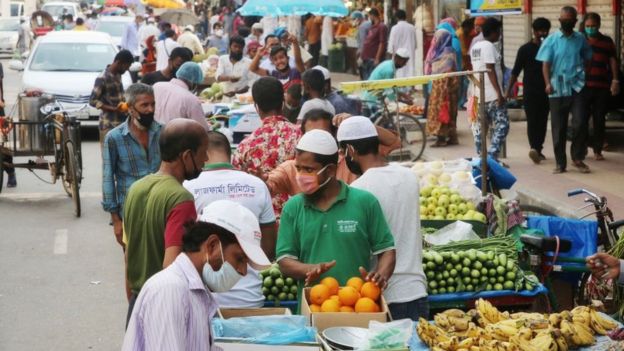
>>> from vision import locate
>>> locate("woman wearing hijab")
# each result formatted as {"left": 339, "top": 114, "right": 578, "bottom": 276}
{"left": 436, "top": 18, "right": 462, "bottom": 71}
{"left": 425, "top": 29, "right": 460, "bottom": 146}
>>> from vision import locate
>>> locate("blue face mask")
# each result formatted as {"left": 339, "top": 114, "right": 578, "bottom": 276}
{"left": 585, "top": 27, "right": 598, "bottom": 37}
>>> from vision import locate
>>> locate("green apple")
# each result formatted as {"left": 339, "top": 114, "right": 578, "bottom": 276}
{"left": 437, "top": 195, "right": 449, "bottom": 208}
{"left": 427, "top": 197, "right": 438, "bottom": 206}
{"left": 457, "top": 203, "right": 468, "bottom": 214}
{"left": 446, "top": 213, "right": 456, "bottom": 220}
{"left": 421, "top": 186, "right": 433, "bottom": 197}
{"left": 466, "top": 202, "right": 476, "bottom": 211}
{"left": 421, "top": 214, "right": 429, "bottom": 220}
{"left": 419, "top": 196, "right": 427, "bottom": 206}
{"left": 431, "top": 188, "right": 442, "bottom": 198}
{"left": 474, "top": 212, "right": 487, "bottom": 223}
{"left": 465, "top": 210, "right": 476, "bottom": 219}
{"left": 420, "top": 205, "right": 428, "bottom": 215}
{"left": 439, "top": 173, "right": 452, "bottom": 184}
{"left": 434, "top": 206, "right": 447, "bottom": 217}
{"left": 455, "top": 214, "right": 463, "bottom": 220}
{"left": 440, "top": 187, "right": 450, "bottom": 196}
{"left": 433, "top": 215, "right": 445, "bottom": 220}
{"left": 450, "top": 194, "right": 462, "bottom": 204}
{"left": 426, "top": 203, "right": 436, "bottom": 214}
{"left": 448, "top": 204, "right": 458, "bottom": 214}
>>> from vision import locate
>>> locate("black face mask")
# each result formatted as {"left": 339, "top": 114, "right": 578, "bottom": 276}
{"left": 230, "top": 51, "right": 243, "bottom": 61}
{"left": 183, "top": 153, "right": 202, "bottom": 180}
{"left": 136, "top": 111, "right": 154, "bottom": 128}
{"left": 344, "top": 148, "right": 363, "bottom": 176}
{"left": 560, "top": 20, "right": 576, "bottom": 32}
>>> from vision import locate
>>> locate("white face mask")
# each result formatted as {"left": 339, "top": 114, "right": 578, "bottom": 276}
{"left": 202, "top": 241, "right": 242, "bottom": 292}
{"left": 215, "top": 29, "right": 224, "bottom": 37}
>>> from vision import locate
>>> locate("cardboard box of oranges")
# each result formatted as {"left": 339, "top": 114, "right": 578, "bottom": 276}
{"left": 301, "top": 277, "right": 390, "bottom": 332}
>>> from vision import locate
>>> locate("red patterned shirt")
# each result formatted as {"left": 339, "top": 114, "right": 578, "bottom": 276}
{"left": 232, "top": 115, "right": 301, "bottom": 216}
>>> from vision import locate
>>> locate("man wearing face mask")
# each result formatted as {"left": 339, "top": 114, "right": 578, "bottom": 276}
{"left": 276, "top": 129, "right": 396, "bottom": 307}
{"left": 122, "top": 200, "right": 271, "bottom": 350}
{"left": 336, "top": 117, "right": 427, "bottom": 321}
{"left": 216, "top": 36, "right": 252, "bottom": 96}
{"left": 580, "top": 12, "right": 619, "bottom": 161}
{"left": 154, "top": 62, "right": 211, "bottom": 131}
{"left": 102, "top": 83, "right": 161, "bottom": 251}
{"left": 207, "top": 22, "right": 229, "bottom": 56}
{"left": 123, "top": 119, "right": 209, "bottom": 325}
{"left": 141, "top": 47, "right": 193, "bottom": 86}
{"left": 506, "top": 18, "right": 551, "bottom": 164}
{"left": 536, "top": 6, "right": 593, "bottom": 174}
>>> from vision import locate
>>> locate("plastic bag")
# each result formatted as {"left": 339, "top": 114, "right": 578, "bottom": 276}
{"left": 356, "top": 319, "right": 413, "bottom": 350}
{"left": 212, "top": 315, "right": 317, "bottom": 345}
{"left": 424, "top": 221, "right": 479, "bottom": 246}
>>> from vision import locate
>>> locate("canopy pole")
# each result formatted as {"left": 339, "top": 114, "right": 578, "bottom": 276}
{"left": 479, "top": 71, "right": 488, "bottom": 196}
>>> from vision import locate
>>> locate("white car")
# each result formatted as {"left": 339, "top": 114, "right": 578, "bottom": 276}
{"left": 10, "top": 1, "right": 24, "bottom": 17}
{"left": 40, "top": 1, "right": 83, "bottom": 21}
{"left": 10, "top": 31, "right": 132, "bottom": 126}
{"left": 94, "top": 16, "right": 134, "bottom": 49}
{"left": 0, "top": 18, "right": 19, "bottom": 53}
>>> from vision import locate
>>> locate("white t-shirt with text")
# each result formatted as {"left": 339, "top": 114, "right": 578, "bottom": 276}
{"left": 470, "top": 40, "right": 503, "bottom": 103}
{"left": 351, "top": 164, "right": 427, "bottom": 304}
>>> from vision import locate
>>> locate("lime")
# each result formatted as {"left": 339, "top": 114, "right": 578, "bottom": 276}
{"left": 488, "top": 268, "right": 497, "bottom": 277}
{"left": 498, "top": 253, "right": 508, "bottom": 267}
{"left": 287, "top": 293, "right": 295, "bottom": 300}
{"left": 447, "top": 277, "right": 455, "bottom": 285}
{"left": 446, "top": 263, "right": 454, "bottom": 271}
{"left": 441, "top": 252, "right": 451, "bottom": 260}
{"left": 278, "top": 292, "right": 288, "bottom": 301}
{"left": 271, "top": 286, "right": 279, "bottom": 295}
{"left": 448, "top": 286, "right": 456, "bottom": 293}
{"left": 282, "top": 285, "right": 290, "bottom": 293}
{"left": 489, "top": 277, "right": 497, "bottom": 284}
{"left": 442, "top": 271, "right": 450, "bottom": 279}
{"left": 473, "top": 261, "right": 483, "bottom": 270}
{"left": 290, "top": 286, "right": 298, "bottom": 294}
{"left": 506, "top": 260, "right": 515, "bottom": 271}
{"left": 433, "top": 252, "right": 444, "bottom": 265}
{"left": 450, "top": 269, "right": 458, "bottom": 277}
{"left": 435, "top": 273, "right": 443, "bottom": 281}
{"left": 426, "top": 261, "right": 436, "bottom": 270}
{"left": 503, "top": 281, "right": 514, "bottom": 290}
{"left": 267, "top": 294, "right": 275, "bottom": 301}
{"left": 423, "top": 252, "right": 433, "bottom": 262}
{"left": 439, "top": 287, "right": 447, "bottom": 294}
{"left": 439, "top": 280, "right": 447, "bottom": 287}
{"left": 263, "top": 276, "right": 273, "bottom": 287}
{"left": 426, "top": 271, "right": 435, "bottom": 280}
{"left": 470, "top": 270, "right": 480, "bottom": 278}
{"left": 471, "top": 278, "right": 479, "bottom": 285}
{"left": 496, "top": 266, "right": 506, "bottom": 275}
{"left": 262, "top": 287, "right": 270, "bottom": 296}
{"left": 466, "top": 284, "right": 474, "bottom": 292}
{"left": 461, "top": 267, "right": 471, "bottom": 276}
{"left": 486, "top": 284, "right": 493, "bottom": 291}
{"left": 497, "top": 276, "right": 505, "bottom": 283}
{"left": 480, "top": 276, "right": 488, "bottom": 283}
{"left": 506, "top": 272, "right": 516, "bottom": 281}
{"left": 481, "top": 268, "right": 488, "bottom": 276}
{"left": 429, "top": 280, "right": 438, "bottom": 289}
{"left": 462, "top": 258, "right": 472, "bottom": 267}
{"left": 431, "top": 289, "right": 439, "bottom": 295}
{"left": 487, "top": 251, "right": 495, "bottom": 261}
{"left": 451, "top": 253, "right": 460, "bottom": 263}
{"left": 467, "top": 249, "right": 477, "bottom": 261}
{"left": 270, "top": 268, "right": 282, "bottom": 279}
{"left": 463, "top": 276, "right": 471, "bottom": 284}
{"left": 476, "top": 251, "right": 487, "bottom": 262}
{"left": 285, "top": 277, "right": 294, "bottom": 286}
{"left": 275, "top": 278, "right": 285, "bottom": 288}
{"left": 494, "top": 283, "right": 503, "bottom": 291}
{"left": 455, "top": 264, "right": 463, "bottom": 271}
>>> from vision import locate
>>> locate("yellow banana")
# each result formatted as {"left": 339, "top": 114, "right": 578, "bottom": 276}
{"left": 457, "top": 337, "right": 475, "bottom": 349}
{"left": 435, "top": 313, "right": 451, "bottom": 330}
{"left": 449, "top": 316, "right": 470, "bottom": 332}
{"left": 560, "top": 310, "right": 572, "bottom": 321}
{"left": 517, "top": 327, "right": 532, "bottom": 341}
{"left": 571, "top": 306, "right": 590, "bottom": 315}
{"left": 590, "top": 307, "right": 618, "bottom": 332}
{"left": 552, "top": 329, "right": 568, "bottom": 351}
{"left": 548, "top": 313, "right": 562, "bottom": 327}
{"left": 470, "top": 346, "right": 481, "bottom": 351}
{"left": 569, "top": 320, "right": 596, "bottom": 346}
{"left": 443, "top": 308, "right": 467, "bottom": 318}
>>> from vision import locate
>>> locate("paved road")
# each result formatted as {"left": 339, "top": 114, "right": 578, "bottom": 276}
{"left": 0, "top": 57, "right": 127, "bottom": 350}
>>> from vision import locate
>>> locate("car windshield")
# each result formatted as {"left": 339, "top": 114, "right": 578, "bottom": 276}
{"left": 29, "top": 42, "right": 116, "bottom": 72}
{"left": 95, "top": 21, "right": 129, "bottom": 37}
{"left": 0, "top": 18, "right": 19, "bottom": 31}
{"left": 10, "top": 3, "right": 21, "bottom": 16}
{"left": 41, "top": 5, "right": 76, "bottom": 17}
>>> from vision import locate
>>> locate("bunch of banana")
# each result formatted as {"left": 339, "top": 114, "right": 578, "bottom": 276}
{"left": 589, "top": 307, "right": 618, "bottom": 335}
{"left": 560, "top": 319, "right": 595, "bottom": 347}
{"left": 551, "top": 329, "right": 569, "bottom": 351}
{"left": 528, "top": 331, "right": 558, "bottom": 351}
{"left": 509, "top": 312, "right": 545, "bottom": 320}
{"left": 485, "top": 319, "right": 524, "bottom": 342}
{"left": 475, "top": 299, "right": 505, "bottom": 325}
{"left": 417, "top": 317, "right": 452, "bottom": 347}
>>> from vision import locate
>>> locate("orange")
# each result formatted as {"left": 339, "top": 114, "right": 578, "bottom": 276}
{"left": 329, "top": 295, "right": 341, "bottom": 306}
{"left": 354, "top": 297, "right": 380, "bottom": 313}
{"left": 320, "top": 277, "right": 340, "bottom": 295}
{"left": 310, "top": 304, "right": 322, "bottom": 312}
{"left": 321, "top": 299, "right": 341, "bottom": 312}
{"left": 360, "top": 282, "right": 381, "bottom": 301}
{"left": 346, "top": 277, "right": 364, "bottom": 292}
{"left": 339, "top": 306, "right": 355, "bottom": 313}
{"left": 310, "top": 284, "right": 331, "bottom": 305}
{"left": 338, "top": 286, "right": 360, "bottom": 307}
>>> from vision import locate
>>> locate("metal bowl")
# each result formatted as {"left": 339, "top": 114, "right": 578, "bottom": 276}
{"left": 321, "top": 327, "right": 368, "bottom": 350}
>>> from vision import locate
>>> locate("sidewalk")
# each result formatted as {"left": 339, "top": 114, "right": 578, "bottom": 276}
{"left": 331, "top": 72, "right": 624, "bottom": 218}
{"left": 422, "top": 110, "right": 624, "bottom": 218}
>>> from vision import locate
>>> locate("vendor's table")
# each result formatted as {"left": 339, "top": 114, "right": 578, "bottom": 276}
{"left": 428, "top": 284, "right": 547, "bottom": 311}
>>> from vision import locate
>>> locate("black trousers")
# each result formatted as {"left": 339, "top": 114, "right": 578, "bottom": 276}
{"left": 580, "top": 87, "right": 610, "bottom": 154}
{"left": 126, "top": 292, "right": 138, "bottom": 329}
{"left": 549, "top": 92, "right": 587, "bottom": 169}
{"left": 309, "top": 42, "right": 321, "bottom": 67}
{"left": 524, "top": 93, "right": 550, "bottom": 153}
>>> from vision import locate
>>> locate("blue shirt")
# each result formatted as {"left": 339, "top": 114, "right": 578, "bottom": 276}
{"left": 121, "top": 22, "right": 141, "bottom": 57}
{"left": 536, "top": 30, "right": 592, "bottom": 97}
{"left": 357, "top": 20, "right": 372, "bottom": 52}
{"left": 102, "top": 120, "right": 162, "bottom": 216}
{"left": 207, "top": 35, "right": 229, "bottom": 55}
{"left": 327, "top": 90, "right": 359, "bottom": 115}
{"left": 363, "top": 59, "right": 396, "bottom": 103}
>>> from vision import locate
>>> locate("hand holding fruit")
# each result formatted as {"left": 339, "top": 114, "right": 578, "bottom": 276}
{"left": 305, "top": 260, "right": 336, "bottom": 286}
{"left": 359, "top": 266, "right": 388, "bottom": 290}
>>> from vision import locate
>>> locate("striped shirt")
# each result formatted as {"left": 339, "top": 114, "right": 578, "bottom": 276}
{"left": 586, "top": 33, "right": 616, "bottom": 89}
{"left": 122, "top": 253, "right": 221, "bottom": 351}
{"left": 89, "top": 65, "right": 126, "bottom": 130}
{"left": 102, "top": 120, "right": 162, "bottom": 217}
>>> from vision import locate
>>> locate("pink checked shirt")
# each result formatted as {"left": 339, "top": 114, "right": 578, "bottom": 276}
{"left": 153, "top": 78, "right": 211, "bottom": 131}
{"left": 122, "top": 253, "right": 221, "bottom": 351}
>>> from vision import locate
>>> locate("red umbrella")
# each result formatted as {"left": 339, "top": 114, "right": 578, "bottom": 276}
{"left": 105, "top": 0, "right": 126, "bottom": 7}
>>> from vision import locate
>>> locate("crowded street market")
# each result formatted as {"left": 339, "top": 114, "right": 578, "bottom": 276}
{"left": 3, "top": 0, "right": 624, "bottom": 349}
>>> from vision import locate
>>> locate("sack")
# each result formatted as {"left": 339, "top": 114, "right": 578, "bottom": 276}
{"left": 212, "top": 315, "right": 317, "bottom": 345}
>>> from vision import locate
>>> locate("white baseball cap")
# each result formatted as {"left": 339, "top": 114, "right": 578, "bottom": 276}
{"left": 336, "top": 116, "right": 378, "bottom": 141}
{"left": 313, "top": 65, "right": 330, "bottom": 81}
{"left": 296, "top": 129, "right": 338, "bottom": 155}
{"left": 199, "top": 200, "right": 271, "bottom": 270}
{"left": 395, "top": 47, "right": 410, "bottom": 59}
{"left": 251, "top": 22, "right": 263, "bottom": 30}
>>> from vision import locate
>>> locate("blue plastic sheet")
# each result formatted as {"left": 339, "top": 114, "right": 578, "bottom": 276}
{"left": 428, "top": 284, "right": 547, "bottom": 303}
{"left": 212, "top": 315, "right": 317, "bottom": 345}
{"left": 526, "top": 216, "right": 598, "bottom": 259}
{"left": 471, "top": 156, "right": 517, "bottom": 190}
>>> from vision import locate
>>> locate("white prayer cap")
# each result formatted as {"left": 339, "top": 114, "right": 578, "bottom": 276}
{"left": 336, "top": 116, "right": 378, "bottom": 142}
{"left": 313, "top": 65, "right": 330, "bottom": 80}
{"left": 251, "top": 22, "right": 263, "bottom": 30}
{"left": 395, "top": 47, "right": 410, "bottom": 59}
{"left": 296, "top": 129, "right": 338, "bottom": 155}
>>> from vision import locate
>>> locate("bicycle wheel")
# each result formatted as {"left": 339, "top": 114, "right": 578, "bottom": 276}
{"left": 64, "top": 141, "right": 81, "bottom": 217}
{"left": 376, "top": 113, "right": 426, "bottom": 162}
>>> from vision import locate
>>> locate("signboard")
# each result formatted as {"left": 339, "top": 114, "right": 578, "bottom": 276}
{"left": 469, "top": 0, "right": 522, "bottom": 15}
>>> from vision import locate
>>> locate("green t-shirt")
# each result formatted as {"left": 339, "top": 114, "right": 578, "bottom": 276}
{"left": 276, "top": 181, "right": 395, "bottom": 302}
{"left": 124, "top": 174, "right": 196, "bottom": 293}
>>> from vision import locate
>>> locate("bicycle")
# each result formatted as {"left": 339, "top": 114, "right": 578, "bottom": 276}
{"left": 0, "top": 98, "right": 83, "bottom": 217}
{"left": 361, "top": 89, "right": 427, "bottom": 162}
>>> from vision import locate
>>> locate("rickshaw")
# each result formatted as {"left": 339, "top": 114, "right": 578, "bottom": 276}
{"left": 0, "top": 93, "right": 83, "bottom": 217}
{"left": 30, "top": 11, "right": 54, "bottom": 38}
